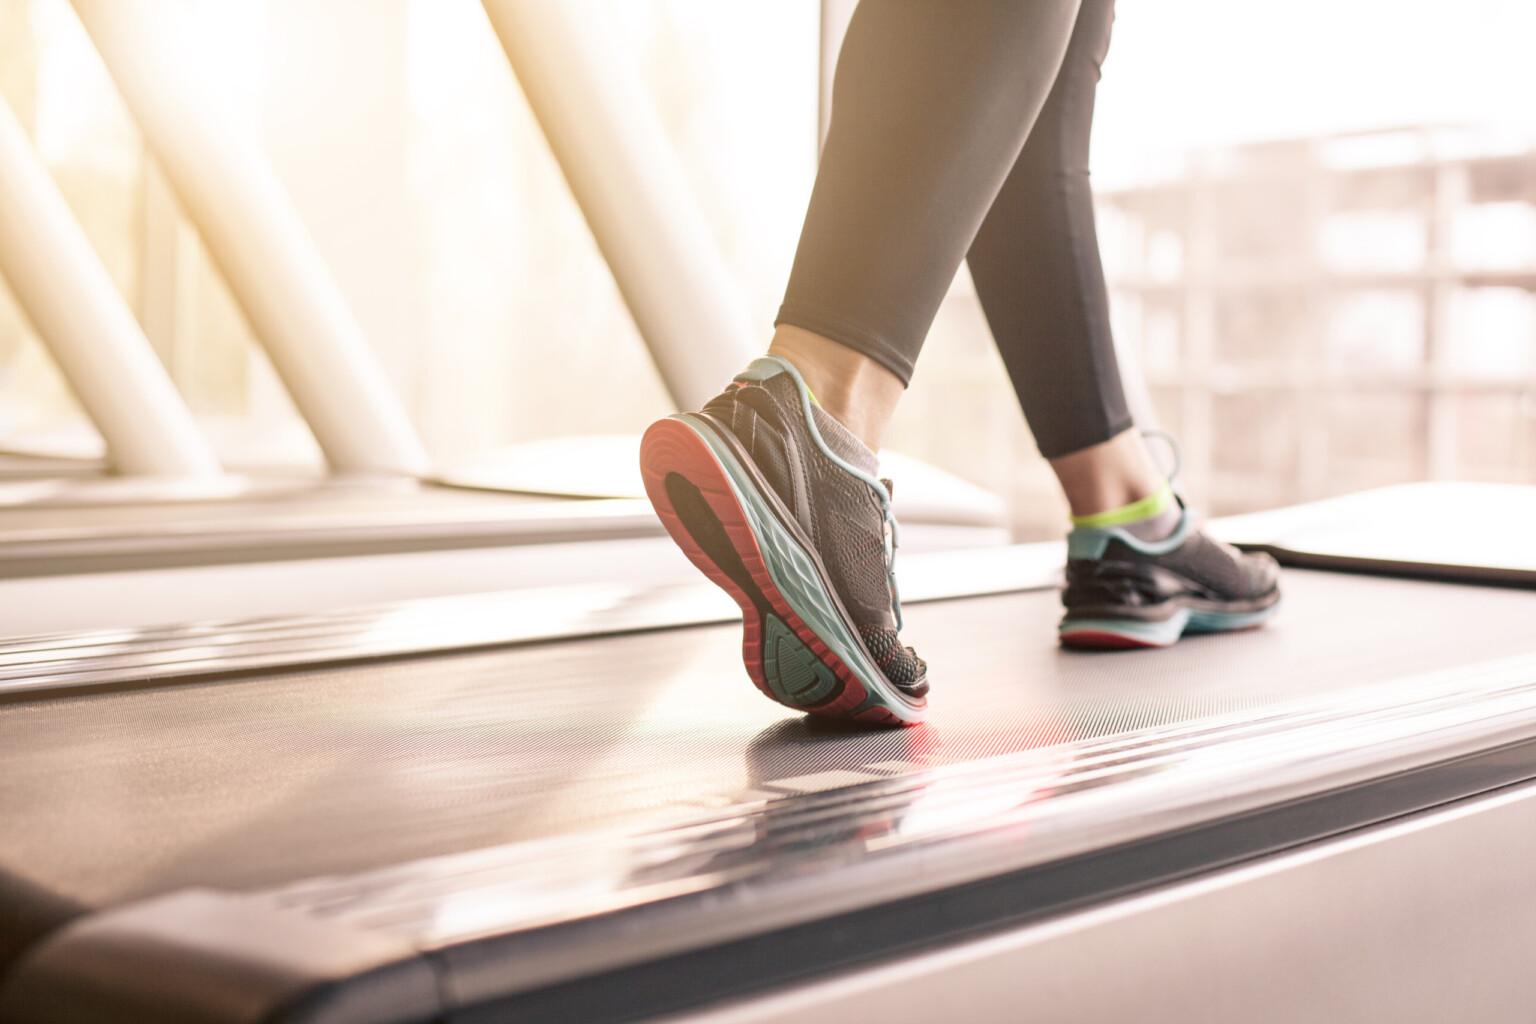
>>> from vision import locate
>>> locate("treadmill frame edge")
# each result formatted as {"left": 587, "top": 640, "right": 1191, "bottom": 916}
{"left": 0, "top": 890, "right": 441, "bottom": 1024}
{"left": 8, "top": 731, "right": 1536, "bottom": 1024}
{"left": 660, "top": 778, "right": 1536, "bottom": 1024}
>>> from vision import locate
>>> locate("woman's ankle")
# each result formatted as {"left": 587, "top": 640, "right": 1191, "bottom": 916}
{"left": 1049, "top": 429, "right": 1167, "bottom": 518}
{"left": 766, "top": 326, "right": 904, "bottom": 450}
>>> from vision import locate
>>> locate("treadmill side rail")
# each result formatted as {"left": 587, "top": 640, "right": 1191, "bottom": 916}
{"left": 0, "top": 890, "right": 439, "bottom": 1024}
{"left": 663, "top": 779, "right": 1536, "bottom": 1024}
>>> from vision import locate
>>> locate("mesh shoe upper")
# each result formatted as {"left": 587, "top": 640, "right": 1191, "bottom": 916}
{"left": 700, "top": 367, "right": 928, "bottom": 698}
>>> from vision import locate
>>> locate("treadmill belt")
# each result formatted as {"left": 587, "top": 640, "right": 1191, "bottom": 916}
{"left": 2, "top": 568, "right": 1534, "bottom": 910}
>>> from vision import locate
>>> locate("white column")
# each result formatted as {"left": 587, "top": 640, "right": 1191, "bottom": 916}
{"left": 481, "top": 0, "right": 759, "bottom": 412}
{"left": 0, "top": 96, "right": 220, "bottom": 478}
{"left": 1425, "top": 161, "right": 1468, "bottom": 482}
{"left": 70, "top": 0, "right": 431, "bottom": 477}
{"left": 261, "top": 0, "right": 423, "bottom": 413}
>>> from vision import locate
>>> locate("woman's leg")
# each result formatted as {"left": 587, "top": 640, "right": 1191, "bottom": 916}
{"left": 966, "top": 0, "right": 1280, "bottom": 650}
{"left": 963, "top": 0, "right": 1165, "bottom": 517}
{"left": 767, "top": 325, "right": 904, "bottom": 451}
{"left": 641, "top": 0, "right": 1085, "bottom": 723}
{"left": 772, "top": 0, "right": 1084, "bottom": 449}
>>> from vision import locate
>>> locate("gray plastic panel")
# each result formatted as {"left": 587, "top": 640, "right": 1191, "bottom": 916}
{"left": 0, "top": 544, "right": 1063, "bottom": 699}
{"left": 0, "top": 490, "right": 661, "bottom": 579}
{"left": 657, "top": 783, "right": 1536, "bottom": 1024}
{"left": 0, "top": 891, "right": 438, "bottom": 1024}
{"left": 1216, "top": 482, "right": 1536, "bottom": 586}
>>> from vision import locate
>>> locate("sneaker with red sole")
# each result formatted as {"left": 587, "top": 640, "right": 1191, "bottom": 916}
{"left": 639, "top": 355, "right": 927, "bottom": 726}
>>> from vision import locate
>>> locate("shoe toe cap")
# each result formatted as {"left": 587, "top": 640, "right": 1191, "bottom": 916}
{"left": 1242, "top": 549, "right": 1283, "bottom": 597}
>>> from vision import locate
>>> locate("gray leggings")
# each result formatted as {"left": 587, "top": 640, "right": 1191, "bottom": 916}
{"left": 776, "top": 0, "right": 1129, "bottom": 459}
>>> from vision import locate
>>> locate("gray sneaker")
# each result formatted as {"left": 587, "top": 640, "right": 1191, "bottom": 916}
{"left": 1059, "top": 501, "right": 1281, "bottom": 648}
{"left": 639, "top": 355, "right": 926, "bottom": 726}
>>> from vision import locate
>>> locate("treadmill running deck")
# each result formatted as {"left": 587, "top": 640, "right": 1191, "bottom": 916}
{"left": 2, "top": 568, "right": 1533, "bottom": 910}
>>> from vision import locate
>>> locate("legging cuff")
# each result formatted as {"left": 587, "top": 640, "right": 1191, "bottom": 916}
{"left": 1036, "top": 413, "right": 1137, "bottom": 460}
{"left": 774, "top": 305, "right": 916, "bottom": 387}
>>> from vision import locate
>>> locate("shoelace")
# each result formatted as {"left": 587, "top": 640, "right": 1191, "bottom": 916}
{"left": 1142, "top": 428, "right": 1183, "bottom": 485}
{"left": 878, "top": 484, "right": 903, "bottom": 632}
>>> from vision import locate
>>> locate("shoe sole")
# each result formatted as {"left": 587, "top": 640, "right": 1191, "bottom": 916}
{"left": 1059, "top": 602, "right": 1280, "bottom": 650}
{"left": 640, "top": 415, "right": 925, "bottom": 726}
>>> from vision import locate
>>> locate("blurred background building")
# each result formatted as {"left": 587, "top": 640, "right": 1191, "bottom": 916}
{"left": 1, "top": 0, "right": 1534, "bottom": 537}
{"left": 1100, "top": 128, "right": 1536, "bottom": 515}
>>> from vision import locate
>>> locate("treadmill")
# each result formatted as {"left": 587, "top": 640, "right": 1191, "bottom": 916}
{"left": 1, "top": 482, "right": 1535, "bottom": 1023}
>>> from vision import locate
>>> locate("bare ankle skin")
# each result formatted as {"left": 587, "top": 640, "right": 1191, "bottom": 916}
{"left": 1049, "top": 429, "right": 1167, "bottom": 518}
{"left": 764, "top": 329, "right": 1165, "bottom": 519}
{"left": 766, "top": 325, "right": 905, "bottom": 450}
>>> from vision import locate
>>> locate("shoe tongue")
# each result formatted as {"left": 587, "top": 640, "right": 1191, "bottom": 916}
{"left": 809, "top": 403, "right": 879, "bottom": 478}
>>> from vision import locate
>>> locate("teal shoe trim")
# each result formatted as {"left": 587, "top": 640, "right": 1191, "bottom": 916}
{"left": 674, "top": 413, "right": 920, "bottom": 722}
{"left": 1066, "top": 505, "right": 1196, "bottom": 561}
{"left": 734, "top": 355, "right": 905, "bottom": 630}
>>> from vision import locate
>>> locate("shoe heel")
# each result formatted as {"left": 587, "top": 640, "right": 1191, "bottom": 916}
{"left": 640, "top": 417, "right": 923, "bottom": 725}
{"left": 640, "top": 418, "right": 758, "bottom": 619}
